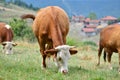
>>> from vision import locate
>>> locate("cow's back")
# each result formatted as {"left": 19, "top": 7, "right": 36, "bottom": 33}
{"left": 32, "top": 6, "right": 69, "bottom": 38}
{"left": 100, "top": 24, "right": 120, "bottom": 52}
{"left": 0, "top": 22, "right": 13, "bottom": 43}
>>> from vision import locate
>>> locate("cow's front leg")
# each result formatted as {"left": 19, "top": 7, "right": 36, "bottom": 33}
{"left": 42, "top": 54, "right": 47, "bottom": 68}
{"left": 97, "top": 46, "right": 103, "bottom": 66}
{"left": 38, "top": 38, "right": 46, "bottom": 68}
{"left": 40, "top": 48, "right": 47, "bottom": 68}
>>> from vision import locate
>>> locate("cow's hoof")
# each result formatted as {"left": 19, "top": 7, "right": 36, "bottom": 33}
{"left": 6, "top": 53, "right": 10, "bottom": 55}
{"left": 118, "top": 68, "right": 120, "bottom": 73}
{"left": 109, "top": 67, "right": 113, "bottom": 70}
{"left": 41, "top": 65, "right": 46, "bottom": 70}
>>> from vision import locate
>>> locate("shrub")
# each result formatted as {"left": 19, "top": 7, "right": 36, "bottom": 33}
{"left": 67, "top": 37, "right": 78, "bottom": 46}
{"left": 9, "top": 18, "right": 36, "bottom": 42}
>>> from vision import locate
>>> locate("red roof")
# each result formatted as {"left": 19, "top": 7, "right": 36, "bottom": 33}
{"left": 90, "top": 20, "right": 100, "bottom": 23}
{"left": 101, "top": 16, "right": 117, "bottom": 21}
{"left": 86, "top": 24, "right": 97, "bottom": 28}
{"left": 84, "top": 18, "right": 91, "bottom": 22}
{"left": 82, "top": 28, "right": 95, "bottom": 32}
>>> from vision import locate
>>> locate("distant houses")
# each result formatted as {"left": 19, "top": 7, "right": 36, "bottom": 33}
{"left": 71, "top": 15, "right": 118, "bottom": 37}
{"left": 71, "top": 15, "right": 85, "bottom": 23}
{"left": 101, "top": 16, "right": 118, "bottom": 25}
{"left": 82, "top": 18, "right": 100, "bottom": 36}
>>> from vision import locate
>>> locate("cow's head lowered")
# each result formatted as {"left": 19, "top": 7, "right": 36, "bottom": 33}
{"left": 2, "top": 42, "right": 17, "bottom": 54}
{"left": 44, "top": 45, "right": 77, "bottom": 74}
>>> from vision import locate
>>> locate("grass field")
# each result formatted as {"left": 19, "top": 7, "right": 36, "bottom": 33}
{"left": 0, "top": 41, "right": 120, "bottom": 80}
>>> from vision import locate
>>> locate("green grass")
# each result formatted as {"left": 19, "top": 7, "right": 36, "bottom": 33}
{"left": 0, "top": 41, "right": 120, "bottom": 80}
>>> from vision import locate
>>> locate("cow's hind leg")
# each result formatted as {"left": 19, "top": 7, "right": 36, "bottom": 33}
{"left": 103, "top": 50, "right": 106, "bottom": 62}
{"left": 118, "top": 53, "right": 120, "bottom": 73}
{"left": 107, "top": 51, "right": 113, "bottom": 70}
{"left": 97, "top": 45, "right": 103, "bottom": 66}
{"left": 117, "top": 49, "right": 120, "bottom": 73}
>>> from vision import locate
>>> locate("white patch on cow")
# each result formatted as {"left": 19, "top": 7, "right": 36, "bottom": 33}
{"left": 55, "top": 45, "right": 72, "bottom": 73}
{"left": 5, "top": 24, "right": 11, "bottom": 29}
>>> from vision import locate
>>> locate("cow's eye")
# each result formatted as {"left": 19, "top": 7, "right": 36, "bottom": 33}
{"left": 58, "top": 57, "right": 62, "bottom": 61}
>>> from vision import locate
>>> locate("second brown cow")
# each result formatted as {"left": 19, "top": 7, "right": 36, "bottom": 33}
{"left": 97, "top": 23, "right": 120, "bottom": 73}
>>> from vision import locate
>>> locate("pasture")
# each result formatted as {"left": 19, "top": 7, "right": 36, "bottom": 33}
{"left": 0, "top": 40, "right": 120, "bottom": 80}
{"left": 0, "top": 2, "right": 120, "bottom": 80}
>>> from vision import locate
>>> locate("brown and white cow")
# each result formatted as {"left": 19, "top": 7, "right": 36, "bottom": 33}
{"left": 21, "top": 6, "right": 77, "bottom": 74}
{"left": 97, "top": 23, "right": 120, "bottom": 73}
{"left": 0, "top": 22, "right": 17, "bottom": 54}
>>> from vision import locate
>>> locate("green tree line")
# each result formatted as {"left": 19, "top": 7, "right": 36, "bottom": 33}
{"left": 4, "top": 0, "right": 39, "bottom": 10}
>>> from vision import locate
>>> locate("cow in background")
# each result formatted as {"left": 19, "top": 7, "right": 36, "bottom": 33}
{"left": 97, "top": 23, "right": 120, "bottom": 73}
{"left": 21, "top": 6, "right": 77, "bottom": 74}
{"left": 0, "top": 22, "right": 17, "bottom": 54}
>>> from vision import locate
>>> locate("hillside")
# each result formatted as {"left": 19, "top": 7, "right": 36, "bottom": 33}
{"left": 4, "top": 0, "right": 120, "bottom": 19}
{"left": 0, "top": 2, "right": 100, "bottom": 43}
{"left": 0, "top": 3, "right": 36, "bottom": 23}
{"left": 20, "top": 0, "right": 120, "bottom": 18}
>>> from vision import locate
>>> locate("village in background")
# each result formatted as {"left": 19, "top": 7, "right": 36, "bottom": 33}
{"left": 71, "top": 15, "right": 119, "bottom": 37}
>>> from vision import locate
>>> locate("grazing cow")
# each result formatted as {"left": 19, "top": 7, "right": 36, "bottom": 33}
{"left": 21, "top": 6, "right": 77, "bottom": 74}
{"left": 0, "top": 22, "right": 17, "bottom": 54}
{"left": 97, "top": 23, "right": 120, "bottom": 72}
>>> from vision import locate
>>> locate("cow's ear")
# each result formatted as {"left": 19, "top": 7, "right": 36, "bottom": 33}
{"left": 2, "top": 42, "right": 6, "bottom": 46}
{"left": 12, "top": 43, "right": 17, "bottom": 46}
{"left": 44, "top": 49, "right": 58, "bottom": 56}
{"left": 69, "top": 49, "right": 78, "bottom": 55}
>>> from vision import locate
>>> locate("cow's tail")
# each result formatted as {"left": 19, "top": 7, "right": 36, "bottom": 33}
{"left": 21, "top": 14, "right": 35, "bottom": 20}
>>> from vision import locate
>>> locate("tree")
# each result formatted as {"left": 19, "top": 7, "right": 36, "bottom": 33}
{"left": 29, "top": 4, "right": 33, "bottom": 9}
{"left": 0, "top": 0, "right": 5, "bottom": 3}
{"left": 117, "top": 17, "right": 120, "bottom": 22}
{"left": 9, "top": 0, "right": 14, "bottom": 3}
{"left": 14, "top": 0, "right": 28, "bottom": 8}
{"left": 88, "top": 12, "right": 97, "bottom": 20}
